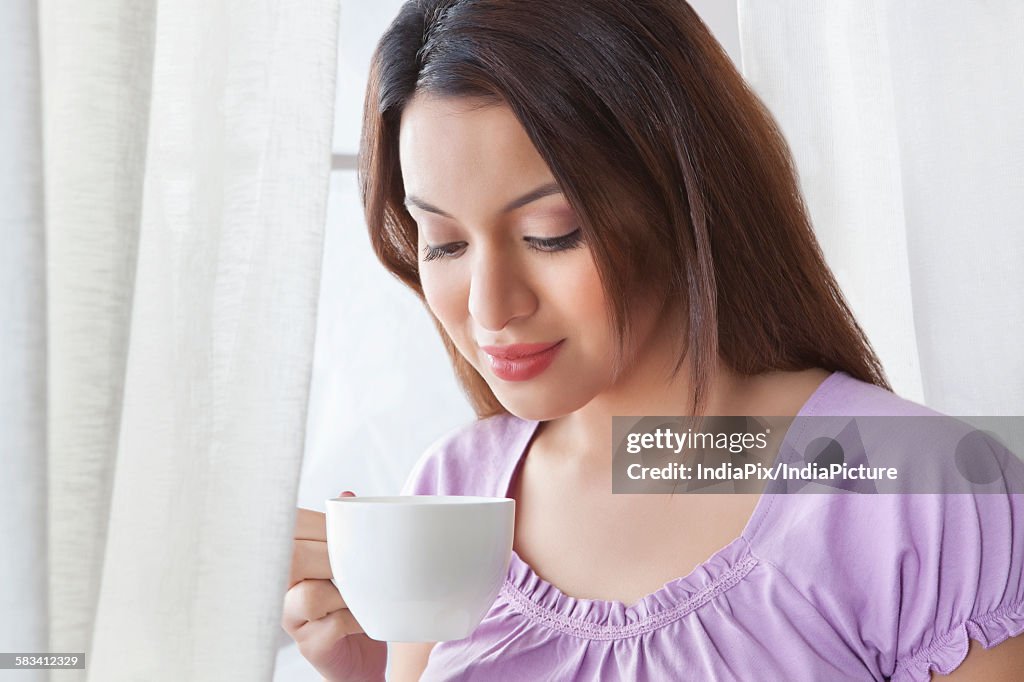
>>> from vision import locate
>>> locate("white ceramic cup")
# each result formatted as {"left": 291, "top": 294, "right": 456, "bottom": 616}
{"left": 325, "top": 495, "right": 515, "bottom": 642}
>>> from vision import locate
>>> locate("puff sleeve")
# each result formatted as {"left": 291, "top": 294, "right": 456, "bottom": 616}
{"left": 890, "top": 491, "right": 1024, "bottom": 680}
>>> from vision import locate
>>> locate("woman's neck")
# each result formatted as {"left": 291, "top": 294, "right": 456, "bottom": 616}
{"left": 534, "top": 341, "right": 830, "bottom": 477}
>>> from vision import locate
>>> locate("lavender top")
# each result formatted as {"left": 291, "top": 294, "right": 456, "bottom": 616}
{"left": 401, "top": 372, "right": 1024, "bottom": 681}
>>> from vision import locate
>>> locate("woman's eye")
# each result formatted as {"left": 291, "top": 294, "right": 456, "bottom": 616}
{"left": 420, "top": 228, "right": 584, "bottom": 262}
{"left": 525, "top": 228, "right": 584, "bottom": 253}
{"left": 421, "top": 242, "right": 466, "bottom": 262}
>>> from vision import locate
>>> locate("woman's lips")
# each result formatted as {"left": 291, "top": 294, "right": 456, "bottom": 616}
{"left": 481, "top": 340, "right": 564, "bottom": 381}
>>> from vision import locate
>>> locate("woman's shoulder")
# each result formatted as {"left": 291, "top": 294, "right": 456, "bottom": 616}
{"left": 752, "top": 489, "right": 1024, "bottom": 680}
{"left": 400, "top": 412, "right": 537, "bottom": 497}
{"left": 752, "top": 373, "right": 1024, "bottom": 679}
{"left": 792, "top": 372, "right": 1023, "bottom": 492}
{"left": 763, "top": 372, "right": 1024, "bottom": 563}
{"left": 805, "top": 370, "right": 941, "bottom": 417}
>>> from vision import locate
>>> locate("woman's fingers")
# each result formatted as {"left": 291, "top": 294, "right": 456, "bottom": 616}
{"left": 288, "top": 538, "right": 333, "bottom": 588}
{"left": 289, "top": 496, "right": 357, "bottom": 589}
{"left": 283, "top": 495, "right": 375, "bottom": 679}
{"left": 294, "top": 492, "right": 354, "bottom": 541}
{"left": 297, "top": 601, "right": 365, "bottom": 640}
{"left": 282, "top": 578, "right": 349, "bottom": 634}
{"left": 294, "top": 507, "right": 326, "bottom": 541}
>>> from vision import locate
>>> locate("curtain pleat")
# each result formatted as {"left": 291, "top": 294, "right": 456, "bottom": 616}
{"left": 2, "top": 0, "right": 338, "bottom": 679}
{"left": 85, "top": 0, "right": 338, "bottom": 679}
{"left": 0, "top": 1, "right": 48, "bottom": 681}
{"left": 36, "top": 1, "right": 156, "bottom": 669}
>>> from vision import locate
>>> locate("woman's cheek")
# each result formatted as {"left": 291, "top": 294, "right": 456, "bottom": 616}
{"left": 547, "top": 258, "right": 605, "bottom": 312}
{"left": 421, "top": 269, "right": 471, "bottom": 336}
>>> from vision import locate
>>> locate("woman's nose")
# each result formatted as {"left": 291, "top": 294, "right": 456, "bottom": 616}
{"left": 467, "top": 247, "right": 537, "bottom": 332}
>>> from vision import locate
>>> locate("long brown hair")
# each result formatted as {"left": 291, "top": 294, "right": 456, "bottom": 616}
{"left": 359, "top": 0, "right": 890, "bottom": 418}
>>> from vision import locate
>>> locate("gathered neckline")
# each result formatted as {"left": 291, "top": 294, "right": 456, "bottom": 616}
{"left": 495, "top": 370, "right": 845, "bottom": 635}
{"left": 500, "top": 536, "right": 760, "bottom": 638}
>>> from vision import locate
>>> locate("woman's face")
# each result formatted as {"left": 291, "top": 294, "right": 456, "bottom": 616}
{"left": 398, "top": 93, "right": 663, "bottom": 421}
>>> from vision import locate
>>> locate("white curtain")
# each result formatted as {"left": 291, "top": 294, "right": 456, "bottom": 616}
{"left": 738, "top": 0, "right": 1024, "bottom": 415}
{"left": 1, "top": 1, "right": 48, "bottom": 681}
{"left": 0, "top": 0, "right": 339, "bottom": 680}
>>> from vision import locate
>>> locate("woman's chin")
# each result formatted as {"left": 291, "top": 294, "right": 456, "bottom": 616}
{"left": 492, "top": 389, "right": 584, "bottom": 423}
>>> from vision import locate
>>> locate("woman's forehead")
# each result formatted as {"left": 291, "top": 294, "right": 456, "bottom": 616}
{"left": 398, "top": 94, "right": 559, "bottom": 212}
{"left": 399, "top": 94, "right": 533, "bottom": 162}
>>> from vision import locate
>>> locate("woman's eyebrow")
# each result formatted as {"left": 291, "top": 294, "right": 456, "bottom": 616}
{"left": 500, "top": 181, "right": 563, "bottom": 212}
{"left": 403, "top": 196, "right": 453, "bottom": 217}
{"left": 403, "top": 181, "right": 563, "bottom": 218}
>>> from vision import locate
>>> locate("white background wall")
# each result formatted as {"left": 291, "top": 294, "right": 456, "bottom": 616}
{"left": 276, "top": 2, "right": 742, "bottom": 679}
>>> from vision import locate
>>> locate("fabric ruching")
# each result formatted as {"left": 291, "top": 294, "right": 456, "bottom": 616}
{"left": 498, "top": 535, "right": 759, "bottom": 641}
{"left": 891, "top": 601, "right": 1024, "bottom": 681}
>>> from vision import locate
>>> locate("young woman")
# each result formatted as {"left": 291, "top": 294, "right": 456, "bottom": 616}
{"left": 283, "top": 1, "right": 1024, "bottom": 679}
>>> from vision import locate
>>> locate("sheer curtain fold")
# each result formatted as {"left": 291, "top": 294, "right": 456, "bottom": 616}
{"left": 0, "top": 2, "right": 48, "bottom": 681}
{"left": 738, "top": 0, "right": 1024, "bottom": 414}
{"left": 2, "top": 0, "right": 339, "bottom": 680}
{"left": 88, "top": 1, "right": 339, "bottom": 679}
{"left": 37, "top": 0, "right": 155, "bottom": 669}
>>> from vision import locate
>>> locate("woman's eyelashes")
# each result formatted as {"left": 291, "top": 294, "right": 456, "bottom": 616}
{"left": 526, "top": 228, "right": 585, "bottom": 254}
{"left": 420, "top": 228, "right": 584, "bottom": 262}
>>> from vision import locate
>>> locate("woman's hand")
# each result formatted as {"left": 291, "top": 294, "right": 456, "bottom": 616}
{"left": 282, "top": 492, "right": 387, "bottom": 682}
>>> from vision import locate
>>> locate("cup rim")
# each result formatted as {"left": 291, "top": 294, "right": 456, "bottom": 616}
{"left": 326, "top": 495, "right": 513, "bottom": 506}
